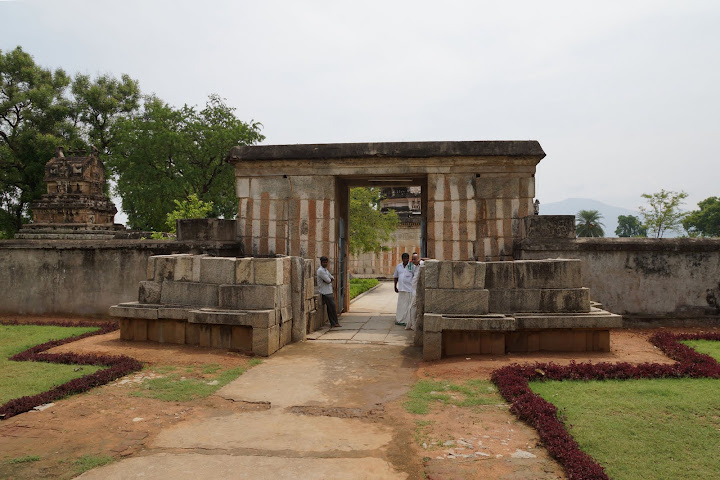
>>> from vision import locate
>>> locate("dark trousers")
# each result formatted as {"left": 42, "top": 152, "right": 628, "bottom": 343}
{"left": 322, "top": 293, "right": 339, "bottom": 326}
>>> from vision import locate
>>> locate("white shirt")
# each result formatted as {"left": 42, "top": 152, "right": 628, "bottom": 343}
{"left": 317, "top": 266, "right": 334, "bottom": 295}
{"left": 411, "top": 260, "right": 424, "bottom": 294}
{"left": 394, "top": 262, "right": 414, "bottom": 293}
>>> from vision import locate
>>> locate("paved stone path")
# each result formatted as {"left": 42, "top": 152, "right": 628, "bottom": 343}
{"left": 79, "top": 283, "right": 419, "bottom": 479}
{"left": 309, "top": 282, "right": 415, "bottom": 346}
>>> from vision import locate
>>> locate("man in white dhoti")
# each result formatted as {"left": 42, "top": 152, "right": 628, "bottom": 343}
{"left": 393, "top": 252, "right": 414, "bottom": 326}
{"left": 406, "top": 252, "right": 424, "bottom": 330}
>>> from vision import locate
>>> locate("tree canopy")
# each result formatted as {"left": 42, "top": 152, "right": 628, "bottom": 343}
{"left": 639, "top": 189, "right": 688, "bottom": 238}
{"left": 0, "top": 46, "right": 140, "bottom": 237}
{"left": 349, "top": 187, "right": 399, "bottom": 255}
{"left": 108, "top": 95, "right": 264, "bottom": 231}
{"left": 616, "top": 214, "right": 647, "bottom": 237}
{"left": 576, "top": 210, "right": 605, "bottom": 237}
{"left": 683, "top": 196, "right": 720, "bottom": 237}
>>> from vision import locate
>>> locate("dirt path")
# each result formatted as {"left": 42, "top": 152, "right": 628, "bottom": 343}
{"left": 1, "top": 314, "right": 711, "bottom": 479}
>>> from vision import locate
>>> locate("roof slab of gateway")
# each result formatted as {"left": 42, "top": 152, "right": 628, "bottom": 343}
{"left": 227, "top": 141, "right": 546, "bottom": 162}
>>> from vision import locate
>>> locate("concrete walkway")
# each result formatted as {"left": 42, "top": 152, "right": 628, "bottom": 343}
{"left": 79, "top": 282, "right": 420, "bottom": 480}
{"left": 309, "top": 281, "right": 415, "bottom": 346}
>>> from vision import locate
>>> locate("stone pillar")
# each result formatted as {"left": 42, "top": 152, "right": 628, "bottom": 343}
{"left": 475, "top": 174, "right": 535, "bottom": 261}
{"left": 426, "top": 174, "right": 477, "bottom": 261}
{"left": 236, "top": 176, "right": 290, "bottom": 256}
{"left": 236, "top": 175, "right": 337, "bottom": 265}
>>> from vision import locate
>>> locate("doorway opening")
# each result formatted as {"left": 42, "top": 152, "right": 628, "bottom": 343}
{"left": 337, "top": 176, "right": 427, "bottom": 313}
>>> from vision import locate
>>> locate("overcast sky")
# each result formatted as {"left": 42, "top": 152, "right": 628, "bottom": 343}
{"left": 2, "top": 0, "right": 718, "bottom": 215}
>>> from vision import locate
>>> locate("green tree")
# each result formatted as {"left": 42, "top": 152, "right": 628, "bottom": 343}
{"left": 0, "top": 47, "right": 81, "bottom": 237}
{"left": 349, "top": 187, "right": 399, "bottom": 254}
{"left": 165, "top": 193, "right": 214, "bottom": 233}
{"left": 71, "top": 73, "right": 140, "bottom": 153}
{"left": 683, "top": 197, "right": 720, "bottom": 237}
{"left": 108, "top": 95, "right": 264, "bottom": 231}
{"left": 639, "top": 189, "right": 688, "bottom": 238}
{"left": 0, "top": 46, "right": 141, "bottom": 237}
{"left": 615, "top": 214, "right": 648, "bottom": 237}
{"left": 576, "top": 210, "right": 605, "bottom": 237}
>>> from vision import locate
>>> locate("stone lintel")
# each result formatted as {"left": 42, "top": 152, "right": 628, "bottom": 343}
{"left": 228, "top": 141, "right": 545, "bottom": 162}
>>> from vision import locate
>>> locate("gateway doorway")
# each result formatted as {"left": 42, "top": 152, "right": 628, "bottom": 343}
{"left": 337, "top": 176, "right": 427, "bottom": 313}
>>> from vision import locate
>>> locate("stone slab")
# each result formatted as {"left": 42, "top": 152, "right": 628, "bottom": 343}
{"left": 425, "top": 288, "right": 489, "bottom": 315}
{"left": 484, "top": 261, "right": 515, "bottom": 289}
{"left": 514, "top": 311, "right": 623, "bottom": 329}
{"left": 231, "top": 325, "right": 252, "bottom": 351}
{"left": 488, "top": 289, "right": 541, "bottom": 313}
{"left": 423, "top": 260, "right": 440, "bottom": 289}
{"left": 149, "top": 411, "right": 394, "bottom": 453}
{"left": 109, "top": 304, "right": 159, "bottom": 320}
{"left": 189, "top": 309, "right": 276, "bottom": 328}
{"left": 157, "top": 307, "right": 191, "bottom": 320}
{"left": 160, "top": 281, "right": 219, "bottom": 307}
{"left": 513, "top": 259, "right": 583, "bottom": 289}
{"left": 218, "top": 284, "right": 278, "bottom": 310}
{"left": 443, "top": 331, "right": 505, "bottom": 355}
{"left": 254, "top": 257, "right": 284, "bottom": 285}
{"left": 199, "top": 257, "right": 237, "bottom": 284}
{"left": 539, "top": 288, "right": 591, "bottom": 312}
{"left": 138, "top": 281, "right": 161, "bottom": 304}
{"left": 424, "top": 314, "right": 516, "bottom": 333}
{"left": 252, "top": 324, "right": 280, "bottom": 356}
{"left": 423, "top": 331, "right": 443, "bottom": 360}
{"left": 235, "top": 257, "right": 254, "bottom": 284}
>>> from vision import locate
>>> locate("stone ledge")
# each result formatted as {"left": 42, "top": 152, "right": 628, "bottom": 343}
{"left": 110, "top": 303, "right": 159, "bottom": 319}
{"left": 424, "top": 313, "right": 514, "bottom": 333}
{"left": 189, "top": 309, "right": 277, "bottom": 328}
{"left": 514, "top": 311, "right": 623, "bottom": 329}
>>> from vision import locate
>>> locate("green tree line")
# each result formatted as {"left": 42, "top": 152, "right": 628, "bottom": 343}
{"left": 0, "top": 46, "right": 263, "bottom": 237}
{"left": 576, "top": 190, "right": 720, "bottom": 238}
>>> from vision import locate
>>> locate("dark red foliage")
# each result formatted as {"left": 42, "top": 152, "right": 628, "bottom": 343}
{"left": 490, "top": 331, "right": 720, "bottom": 480}
{"left": 0, "top": 319, "right": 142, "bottom": 420}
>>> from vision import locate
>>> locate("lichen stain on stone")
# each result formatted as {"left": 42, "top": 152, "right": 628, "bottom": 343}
{"left": 624, "top": 253, "right": 671, "bottom": 277}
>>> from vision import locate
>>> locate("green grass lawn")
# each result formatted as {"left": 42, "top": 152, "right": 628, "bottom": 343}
{"left": 531, "top": 377, "right": 720, "bottom": 479}
{"left": 680, "top": 339, "right": 720, "bottom": 360}
{"left": 0, "top": 324, "right": 101, "bottom": 405}
{"left": 349, "top": 278, "right": 379, "bottom": 299}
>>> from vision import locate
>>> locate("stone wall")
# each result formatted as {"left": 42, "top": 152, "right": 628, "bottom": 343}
{"left": 0, "top": 239, "right": 239, "bottom": 315}
{"left": 349, "top": 224, "right": 422, "bottom": 277}
{"left": 518, "top": 237, "right": 720, "bottom": 319}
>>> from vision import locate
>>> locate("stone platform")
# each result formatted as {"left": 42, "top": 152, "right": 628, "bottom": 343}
{"left": 110, "top": 254, "right": 323, "bottom": 356}
{"left": 420, "top": 259, "right": 622, "bottom": 360}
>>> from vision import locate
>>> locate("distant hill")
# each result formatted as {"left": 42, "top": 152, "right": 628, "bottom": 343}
{"left": 539, "top": 198, "right": 642, "bottom": 238}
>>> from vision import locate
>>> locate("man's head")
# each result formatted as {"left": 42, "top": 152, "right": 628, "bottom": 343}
{"left": 401, "top": 252, "right": 409, "bottom": 265}
{"left": 320, "top": 256, "right": 329, "bottom": 268}
{"left": 412, "top": 252, "right": 420, "bottom": 265}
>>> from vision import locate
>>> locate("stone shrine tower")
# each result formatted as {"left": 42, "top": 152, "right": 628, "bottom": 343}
{"left": 16, "top": 146, "right": 124, "bottom": 239}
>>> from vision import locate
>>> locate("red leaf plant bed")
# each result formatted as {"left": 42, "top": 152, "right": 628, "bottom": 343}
{"left": 0, "top": 319, "right": 143, "bottom": 420}
{"left": 490, "top": 331, "right": 720, "bottom": 480}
